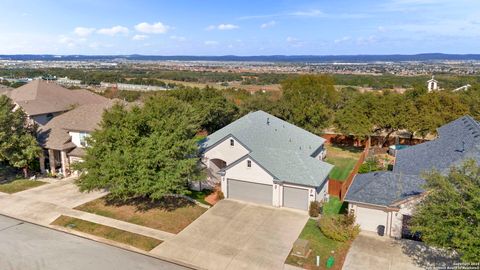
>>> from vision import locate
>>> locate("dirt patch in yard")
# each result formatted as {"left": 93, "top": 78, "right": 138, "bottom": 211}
{"left": 75, "top": 196, "right": 207, "bottom": 234}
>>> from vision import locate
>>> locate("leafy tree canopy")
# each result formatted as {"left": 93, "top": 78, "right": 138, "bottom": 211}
{"left": 411, "top": 159, "right": 480, "bottom": 262}
{"left": 75, "top": 95, "right": 201, "bottom": 201}
{"left": 0, "top": 95, "right": 40, "bottom": 177}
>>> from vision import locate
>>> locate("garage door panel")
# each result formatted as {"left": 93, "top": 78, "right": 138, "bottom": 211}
{"left": 355, "top": 206, "right": 387, "bottom": 232}
{"left": 283, "top": 186, "right": 309, "bottom": 210}
{"left": 227, "top": 179, "right": 272, "bottom": 205}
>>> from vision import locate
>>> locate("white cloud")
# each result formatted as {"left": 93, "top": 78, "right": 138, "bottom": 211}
{"left": 206, "top": 24, "right": 239, "bottom": 30}
{"left": 204, "top": 40, "right": 219, "bottom": 46}
{"left": 290, "top": 9, "right": 324, "bottom": 17}
{"left": 170, "top": 35, "right": 186, "bottom": 41}
{"left": 132, "top": 34, "right": 148, "bottom": 41}
{"left": 357, "top": 35, "right": 377, "bottom": 45}
{"left": 97, "top": 26, "right": 129, "bottom": 36}
{"left": 74, "top": 27, "right": 95, "bottom": 37}
{"left": 261, "top": 21, "right": 276, "bottom": 29}
{"left": 135, "top": 22, "right": 170, "bottom": 34}
{"left": 334, "top": 36, "right": 351, "bottom": 44}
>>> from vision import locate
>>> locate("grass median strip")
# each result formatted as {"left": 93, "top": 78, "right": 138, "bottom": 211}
{"left": 51, "top": 215, "right": 162, "bottom": 251}
{"left": 0, "top": 180, "right": 47, "bottom": 194}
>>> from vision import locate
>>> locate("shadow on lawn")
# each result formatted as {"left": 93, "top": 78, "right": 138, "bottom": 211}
{"left": 104, "top": 195, "right": 195, "bottom": 212}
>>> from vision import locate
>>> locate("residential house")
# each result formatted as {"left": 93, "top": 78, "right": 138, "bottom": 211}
{"left": 200, "top": 110, "right": 333, "bottom": 211}
{"left": 37, "top": 100, "right": 117, "bottom": 176}
{"left": 344, "top": 115, "right": 480, "bottom": 238}
{"left": 2, "top": 79, "right": 111, "bottom": 176}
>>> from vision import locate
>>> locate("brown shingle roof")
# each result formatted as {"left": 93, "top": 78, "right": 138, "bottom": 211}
{"left": 37, "top": 100, "right": 117, "bottom": 150}
{"left": 10, "top": 80, "right": 108, "bottom": 116}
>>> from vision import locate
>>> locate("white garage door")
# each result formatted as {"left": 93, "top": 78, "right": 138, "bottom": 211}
{"left": 355, "top": 206, "right": 387, "bottom": 233}
{"left": 227, "top": 179, "right": 272, "bottom": 206}
{"left": 283, "top": 186, "right": 309, "bottom": 210}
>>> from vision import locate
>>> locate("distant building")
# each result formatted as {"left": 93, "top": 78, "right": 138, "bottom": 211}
{"left": 427, "top": 75, "right": 439, "bottom": 92}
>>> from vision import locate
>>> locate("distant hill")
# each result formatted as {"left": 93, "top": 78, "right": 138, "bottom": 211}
{"left": 1, "top": 53, "right": 480, "bottom": 63}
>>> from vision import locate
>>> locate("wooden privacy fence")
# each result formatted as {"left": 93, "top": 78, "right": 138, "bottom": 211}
{"left": 328, "top": 140, "right": 370, "bottom": 201}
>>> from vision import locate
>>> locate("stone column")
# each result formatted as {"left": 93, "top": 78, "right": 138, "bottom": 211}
{"left": 61, "top": 150, "right": 69, "bottom": 177}
{"left": 39, "top": 151, "right": 46, "bottom": 174}
{"left": 48, "top": 149, "right": 56, "bottom": 175}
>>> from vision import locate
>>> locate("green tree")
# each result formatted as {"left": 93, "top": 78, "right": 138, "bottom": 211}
{"left": 411, "top": 160, "right": 480, "bottom": 262}
{"left": 0, "top": 95, "right": 41, "bottom": 177}
{"left": 280, "top": 75, "right": 339, "bottom": 134}
{"left": 75, "top": 95, "right": 200, "bottom": 201}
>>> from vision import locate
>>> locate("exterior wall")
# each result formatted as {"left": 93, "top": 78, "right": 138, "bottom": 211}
{"left": 204, "top": 136, "right": 249, "bottom": 165}
{"left": 316, "top": 178, "right": 329, "bottom": 202}
{"left": 222, "top": 158, "right": 275, "bottom": 203}
{"left": 69, "top": 131, "right": 91, "bottom": 148}
{"left": 390, "top": 197, "right": 421, "bottom": 238}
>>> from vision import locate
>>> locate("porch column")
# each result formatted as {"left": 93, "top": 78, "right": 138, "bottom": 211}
{"left": 48, "top": 149, "right": 56, "bottom": 175}
{"left": 61, "top": 150, "right": 69, "bottom": 176}
{"left": 39, "top": 151, "right": 46, "bottom": 174}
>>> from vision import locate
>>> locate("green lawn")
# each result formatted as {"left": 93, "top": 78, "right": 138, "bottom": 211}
{"left": 0, "top": 179, "right": 47, "bottom": 194}
{"left": 76, "top": 196, "right": 207, "bottom": 234}
{"left": 325, "top": 144, "right": 363, "bottom": 181}
{"left": 323, "top": 197, "right": 347, "bottom": 216}
{"left": 286, "top": 219, "right": 349, "bottom": 270}
{"left": 188, "top": 189, "right": 213, "bottom": 206}
{"left": 52, "top": 215, "right": 162, "bottom": 251}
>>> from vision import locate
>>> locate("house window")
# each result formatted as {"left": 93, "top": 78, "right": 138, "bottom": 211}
{"left": 79, "top": 132, "right": 89, "bottom": 147}
{"left": 247, "top": 160, "right": 252, "bottom": 168}
{"left": 230, "top": 139, "right": 235, "bottom": 146}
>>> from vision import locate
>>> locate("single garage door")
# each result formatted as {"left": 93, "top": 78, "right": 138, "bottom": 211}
{"left": 283, "top": 186, "right": 309, "bottom": 210}
{"left": 227, "top": 179, "right": 272, "bottom": 205}
{"left": 355, "top": 206, "right": 387, "bottom": 233}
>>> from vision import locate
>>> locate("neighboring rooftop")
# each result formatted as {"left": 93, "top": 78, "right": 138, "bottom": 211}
{"left": 201, "top": 110, "right": 333, "bottom": 186}
{"left": 345, "top": 172, "right": 424, "bottom": 207}
{"left": 345, "top": 115, "right": 480, "bottom": 207}
{"left": 394, "top": 115, "right": 480, "bottom": 175}
{"left": 8, "top": 79, "right": 108, "bottom": 116}
{"left": 37, "top": 100, "right": 116, "bottom": 151}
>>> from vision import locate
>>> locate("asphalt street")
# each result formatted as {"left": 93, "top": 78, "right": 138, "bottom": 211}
{"left": 0, "top": 215, "right": 189, "bottom": 270}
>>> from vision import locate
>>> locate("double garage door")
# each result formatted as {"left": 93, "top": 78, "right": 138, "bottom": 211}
{"left": 227, "top": 179, "right": 309, "bottom": 210}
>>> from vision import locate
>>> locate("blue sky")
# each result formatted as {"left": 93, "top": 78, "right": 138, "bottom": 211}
{"left": 0, "top": 0, "right": 479, "bottom": 55}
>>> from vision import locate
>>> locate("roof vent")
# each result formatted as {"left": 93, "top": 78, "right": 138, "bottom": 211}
{"left": 275, "top": 128, "right": 277, "bottom": 131}
{"left": 266, "top": 117, "right": 270, "bottom": 125}
{"left": 299, "top": 146, "right": 302, "bottom": 150}
{"left": 289, "top": 138, "right": 292, "bottom": 143}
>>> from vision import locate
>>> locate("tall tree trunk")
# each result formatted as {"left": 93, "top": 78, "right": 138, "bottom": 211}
{"left": 23, "top": 167, "right": 28, "bottom": 178}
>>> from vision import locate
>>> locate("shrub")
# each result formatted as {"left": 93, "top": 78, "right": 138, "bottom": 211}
{"left": 309, "top": 201, "right": 322, "bottom": 217}
{"left": 358, "top": 157, "right": 381, "bottom": 174}
{"left": 318, "top": 213, "right": 360, "bottom": 242}
{"left": 217, "top": 190, "right": 225, "bottom": 200}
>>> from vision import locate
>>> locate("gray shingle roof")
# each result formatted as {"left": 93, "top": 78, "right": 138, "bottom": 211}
{"left": 394, "top": 115, "right": 480, "bottom": 175}
{"left": 345, "top": 172, "right": 424, "bottom": 207}
{"left": 201, "top": 111, "right": 333, "bottom": 186}
{"left": 345, "top": 115, "right": 480, "bottom": 207}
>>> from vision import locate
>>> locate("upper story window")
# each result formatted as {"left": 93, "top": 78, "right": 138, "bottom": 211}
{"left": 79, "top": 132, "right": 89, "bottom": 147}
{"left": 230, "top": 139, "right": 235, "bottom": 146}
{"left": 247, "top": 160, "right": 252, "bottom": 168}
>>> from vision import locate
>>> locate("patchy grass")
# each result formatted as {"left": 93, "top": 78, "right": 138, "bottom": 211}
{"left": 323, "top": 197, "right": 347, "bottom": 216}
{"left": 188, "top": 189, "right": 213, "bottom": 206}
{"left": 75, "top": 196, "right": 207, "bottom": 234}
{"left": 51, "top": 215, "right": 161, "bottom": 251}
{"left": 325, "top": 144, "right": 363, "bottom": 181}
{"left": 0, "top": 179, "right": 47, "bottom": 194}
{"left": 286, "top": 219, "right": 351, "bottom": 270}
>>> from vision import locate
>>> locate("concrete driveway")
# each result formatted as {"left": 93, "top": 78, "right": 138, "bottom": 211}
{"left": 15, "top": 177, "right": 107, "bottom": 208}
{"left": 151, "top": 200, "right": 308, "bottom": 270}
{"left": 343, "top": 232, "right": 458, "bottom": 270}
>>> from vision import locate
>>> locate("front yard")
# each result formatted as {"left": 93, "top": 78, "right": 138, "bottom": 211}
{"left": 75, "top": 196, "right": 207, "bottom": 234}
{"left": 52, "top": 215, "right": 162, "bottom": 251}
{"left": 0, "top": 179, "right": 47, "bottom": 194}
{"left": 286, "top": 198, "right": 352, "bottom": 269}
{"left": 325, "top": 144, "right": 363, "bottom": 181}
